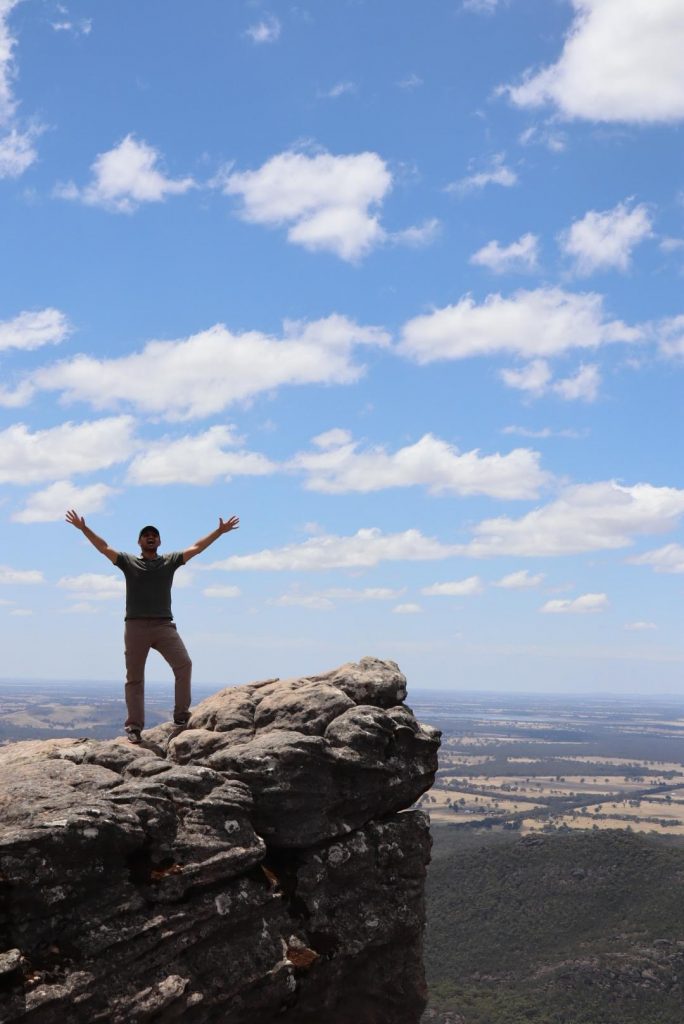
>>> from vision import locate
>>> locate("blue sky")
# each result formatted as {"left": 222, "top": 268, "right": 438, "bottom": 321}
{"left": 2, "top": 0, "right": 684, "bottom": 693}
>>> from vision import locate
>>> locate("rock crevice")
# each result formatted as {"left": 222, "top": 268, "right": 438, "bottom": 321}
{"left": 0, "top": 657, "right": 440, "bottom": 1023}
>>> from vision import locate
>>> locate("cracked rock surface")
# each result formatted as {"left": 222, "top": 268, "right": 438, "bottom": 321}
{"left": 0, "top": 657, "right": 440, "bottom": 1023}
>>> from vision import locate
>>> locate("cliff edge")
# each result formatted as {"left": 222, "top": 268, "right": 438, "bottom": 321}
{"left": 0, "top": 657, "right": 440, "bottom": 1023}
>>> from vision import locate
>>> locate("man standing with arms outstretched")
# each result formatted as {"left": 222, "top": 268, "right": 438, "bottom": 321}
{"left": 65, "top": 511, "right": 239, "bottom": 743}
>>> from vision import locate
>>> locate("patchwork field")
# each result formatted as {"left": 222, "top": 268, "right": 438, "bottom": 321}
{"left": 414, "top": 692, "right": 684, "bottom": 837}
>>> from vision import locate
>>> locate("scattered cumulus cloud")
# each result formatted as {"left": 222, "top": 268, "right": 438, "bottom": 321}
{"left": 0, "top": 416, "right": 135, "bottom": 484}
{"left": 273, "top": 585, "right": 404, "bottom": 610}
{"left": 541, "top": 592, "right": 608, "bottom": 614}
{"left": 245, "top": 15, "right": 281, "bottom": 44}
{"left": 559, "top": 200, "right": 653, "bottom": 275}
{"left": 446, "top": 153, "right": 517, "bottom": 194}
{"left": 462, "top": 0, "right": 501, "bottom": 13}
{"left": 0, "top": 564, "right": 43, "bottom": 584}
{"left": 504, "top": 0, "right": 684, "bottom": 123}
{"left": 0, "top": 308, "right": 71, "bottom": 352}
{"left": 421, "top": 577, "right": 484, "bottom": 596}
{"left": 0, "top": 124, "right": 40, "bottom": 178}
{"left": 13, "top": 480, "right": 116, "bottom": 523}
{"left": 127, "top": 425, "right": 276, "bottom": 485}
{"left": 470, "top": 233, "right": 540, "bottom": 274}
{"left": 502, "top": 425, "right": 587, "bottom": 439}
{"left": 629, "top": 543, "right": 684, "bottom": 573}
{"left": 0, "top": 1, "right": 39, "bottom": 178}
{"left": 9, "top": 315, "right": 389, "bottom": 420}
{"left": 55, "top": 135, "right": 196, "bottom": 213}
{"left": 222, "top": 148, "right": 393, "bottom": 261}
{"left": 503, "top": 360, "right": 601, "bottom": 402}
{"left": 399, "top": 287, "right": 641, "bottom": 364}
{"left": 462, "top": 481, "right": 684, "bottom": 558}
{"left": 208, "top": 527, "right": 460, "bottom": 571}
{"left": 320, "top": 81, "right": 357, "bottom": 99}
{"left": 655, "top": 315, "right": 684, "bottom": 359}
{"left": 624, "top": 620, "right": 657, "bottom": 631}
{"left": 57, "top": 574, "right": 123, "bottom": 601}
{"left": 391, "top": 218, "right": 441, "bottom": 248}
{"left": 393, "top": 603, "right": 421, "bottom": 614}
{"left": 495, "top": 569, "right": 545, "bottom": 589}
{"left": 203, "top": 585, "right": 241, "bottom": 598}
{"left": 290, "top": 431, "right": 548, "bottom": 499}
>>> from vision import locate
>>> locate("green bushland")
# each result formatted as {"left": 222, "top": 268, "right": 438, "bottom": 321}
{"left": 425, "top": 826, "right": 684, "bottom": 1024}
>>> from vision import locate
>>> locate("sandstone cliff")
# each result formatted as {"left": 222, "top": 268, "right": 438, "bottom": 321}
{"left": 0, "top": 657, "right": 440, "bottom": 1023}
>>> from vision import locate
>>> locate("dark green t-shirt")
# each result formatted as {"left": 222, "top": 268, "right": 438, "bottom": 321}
{"left": 115, "top": 552, "right": 185, "bottom": 619}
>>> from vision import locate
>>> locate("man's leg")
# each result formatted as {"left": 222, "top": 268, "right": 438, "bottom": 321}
{"left": 124, "top": 620, "right": 151, "bottom": 730}
{"left": 152, "top": 621, "right": 192, "bottom": 722}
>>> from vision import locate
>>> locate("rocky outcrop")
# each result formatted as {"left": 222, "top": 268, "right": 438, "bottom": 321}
{"left": 0, "top": 657, "right": 440, "bottom": 1023}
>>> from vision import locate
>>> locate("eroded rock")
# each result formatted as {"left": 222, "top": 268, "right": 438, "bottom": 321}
{"left": 0, "top": 656, "right": 440, "bottom": 1023}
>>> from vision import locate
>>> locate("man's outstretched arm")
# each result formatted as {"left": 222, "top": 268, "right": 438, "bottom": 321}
{"left": 65, "top": 509, "right": 119, "bottom": 564}
{"left": 183, "top": 516, "right": 239, "bottom": 563}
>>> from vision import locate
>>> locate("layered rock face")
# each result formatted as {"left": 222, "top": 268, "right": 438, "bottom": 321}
{"left": 0, "top": 657, "right": 440, "bottom": 1023}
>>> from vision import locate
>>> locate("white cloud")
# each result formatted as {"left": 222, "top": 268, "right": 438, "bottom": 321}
{"left": 57, "top": 573, "right": 123, "bottom": 601}
{"left": 391, "top": 218, "right": 441, "bottom": 248}
{"left": 560, "top": 200, "right": 653, "bottom": 274}
{"left": 393, "top": 603, "right": 422, "bottom": 614}
{"left": 446, "top": 153, "right": 517, "bottom": 194}
{"left": 13, "top": 480, "right": 116, "bottom": 523}
{"left": 541, "top": 592, "right": 608, "bottom": 614}
{"left": 274, "top": 591, "right": 334, "bottom": 610}
{"left": 51, "top": 17, "right": 92, "bottom": 36}
{"left": 502, "top": 425, "right": 586, "bottom": 439}
{"left": 272, "top": 586, "right": 405, "bottom": 610}
{"left": 505, "top": 0, "right": 684, "bottom": 123}
{"left": 462, "top": 0, "right": 500, "bottom": 12}
{"left": 470, "top": 233, "right": 539, "bottom": 274}
{"left": 463, "top": 481, "right": 684, "bottom": 558}
{"left": 501, "top": 360, "right": 600, "bottom": 402}
{"left": 629, "top": 543, "right": 684, "bottom": 574}
{"left": 500, "top": 358, "right": 552, "bottom": 394}
{"left": 0, "top": 564, "right": 43, "bottom": 585}
{"left": 553, "top": 363, "right": 600, "bottom": 402}
{"left": 10, "top": 608, "right": 32, "bottom": 616}
{"left": 16, "top": 315, "right": 389, "bottom": 420}
{"left": 421, "top": 577, "right": 484, "bottom": 596}
{"left": 0, "top": 308, "right": 71, "bottom": 352}
{"left": 320, "top": 81, "right": 357, "bottom": 99}
{"left": 209, "top": 527, "right": 460, "bottom": 572}
{"left": 399, "top": 287, "right": 640, "bottom": 364}
{"left": 245, "top": 15, "right": 281, "bottom": 44}
{"left": 127, "top": 425, "right": 276, "bottom": 485}
{"left": 203, "top": 585, "right": 241, "bottom": 598}
{"left": 0, "top": 0, "right": 38, "bottom": 179}
{"left": 55, "top": 135, "right": 195, "bottom": 213}
{"left": 656, "top": 315, "right": 684, "bottom": 359}
{"left": 624, "top": 620, "right": 657, "bottom": 631}
{"left": 222, "top": 148, "right": 392, "bottom": 261}
{"left": 291, "top": 431, "right": 548, "bottom": 499}
{"left": 0, "top": 416, "right": 135, "bottom": 484}
{"left": 0, "top": 124, "right": 38, "bottom": 178}
{"left": 495, "top": 569, "right": 545, "bottom": 589}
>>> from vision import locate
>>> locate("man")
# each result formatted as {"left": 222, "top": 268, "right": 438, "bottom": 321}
{"left": 65, "top": 510, "right": 239, "bottom": 743}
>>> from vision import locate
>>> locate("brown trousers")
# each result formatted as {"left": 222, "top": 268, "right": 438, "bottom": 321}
{"left": 124, "top": 618, "right": 192, "bottom": 730}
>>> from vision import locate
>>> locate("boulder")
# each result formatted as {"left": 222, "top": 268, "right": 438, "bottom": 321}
{"left": 0, "top": 657, "right": 441, "bottom": 1023}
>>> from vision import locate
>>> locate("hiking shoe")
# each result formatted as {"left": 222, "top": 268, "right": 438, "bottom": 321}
{"left": 125, "top": 725, "right": 142, "bottom": 744}
{"left": 173, "top": 712, "right": 191, "bottom": 727}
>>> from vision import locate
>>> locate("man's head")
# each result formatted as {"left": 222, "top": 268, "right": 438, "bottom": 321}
{"left": 138, "top": 525, "right": 160, "bottom": 556}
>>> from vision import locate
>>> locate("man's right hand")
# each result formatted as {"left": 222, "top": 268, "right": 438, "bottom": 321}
{"left": 66, "top": 509, "right": 85, "bottom": 530}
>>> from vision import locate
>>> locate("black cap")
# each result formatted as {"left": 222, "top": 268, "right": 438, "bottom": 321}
{"left": 138, "top": 525, "right": 160, "bottom": 540}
